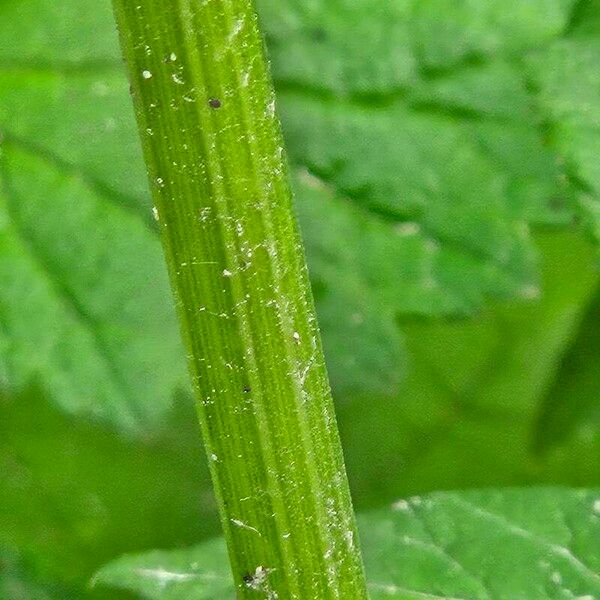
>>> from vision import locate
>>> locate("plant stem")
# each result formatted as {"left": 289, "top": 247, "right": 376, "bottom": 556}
{"left": 111, "top": 1, "right": 369, "bottom": 597}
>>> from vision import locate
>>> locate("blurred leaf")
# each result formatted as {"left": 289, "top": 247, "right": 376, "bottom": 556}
{"left": 568, "top": 0, "right": 600, "bottom": 35}
{"left": 527, "top": 10, "right": 600, "bottom": 242}
{"left": 535, "top": 288, "right": 600, "bottom": 454}
{"left": 2, "top": 0, "right": 599, "bottom": 411}
{"left": 0, "top": 0, "right": 187, "bottom": 429}
{"left": 0, "top": 149, "right": 186, "bottom": 430}
{"left": 95, "top": 487, "right": 600, "bottom": 599}
{"left": 0, "top": 386, "right": 218, "bottom": 594}
{"left": 340, "top": 231, "right": 600, "bottom": 506}
{"left": 0, "top": 549, "right": 67, "bottom": 600}
{"left": 409, "top": 0, "right": 575, "bottom": 68}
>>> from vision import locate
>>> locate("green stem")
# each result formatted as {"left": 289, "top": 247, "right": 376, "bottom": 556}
{"left": 111, "top": 1, "right": 369, "bottom": 597}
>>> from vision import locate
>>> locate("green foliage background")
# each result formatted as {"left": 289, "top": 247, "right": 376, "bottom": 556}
{"left": 1, "top": 0, "right": 599, "bottom": 597}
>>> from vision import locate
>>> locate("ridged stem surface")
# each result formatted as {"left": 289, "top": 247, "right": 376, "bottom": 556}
{"left": 112, "top": 1, "right": 369, "bottom": 597}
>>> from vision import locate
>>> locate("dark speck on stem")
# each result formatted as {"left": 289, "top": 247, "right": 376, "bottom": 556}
{"left": 243, "top": 386, "right": 251, "bottom": 394}
{"left": 209, "top": 98, "right": 222, "bottom": 109}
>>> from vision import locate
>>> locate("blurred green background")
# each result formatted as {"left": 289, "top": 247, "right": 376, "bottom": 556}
{"left": 1, "top": 0, "right": 599, "bottom": 597}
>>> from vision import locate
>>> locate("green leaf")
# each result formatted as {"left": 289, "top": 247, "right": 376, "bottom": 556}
{"left": 526, "top": 5, "right": 600, "bottom": 241}
{"left": 95, "top": 487, "right": 600, "bottom": 599}
{"left": 535, "top": 287, "right": 600, "bottom": 454}
{"left": 410, "top": 0, "right": 576, "bottom": 68}
{"left": 0, "top": 148, "right": 185, "bottom": 429}
{"left": 0, "top": 0, "right": 186, "bottom": 428}
{"left": 568, "top": 0, "right": 600, "bottom": 36}
{"left": 340, "top": 230, "right": 600, "bottom": 505}
{"left": 0, "top": 549, "right": 66, "bottom": 600}
{"left": 0, "top": 386, "right": 218, "bottom": 594}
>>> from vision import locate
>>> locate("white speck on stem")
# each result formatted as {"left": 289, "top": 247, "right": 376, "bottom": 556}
{"left": 152, "top": 206, "right": 160, "bottom": 221}
{"left": 230, "top": 519, "right": 261, "bottom": 536}
{"left": 550, "top": 571, "right": 562, "bottom": 585}
{"left": 210, "top": 453, "right": 218, "bottom": 462}
{"left": 142, "top": 70, "right": 153, "bottom": 79}
{"left": 244, "top": 566, "right": 274, "bottom": 593}
{"left": 293, "top": 331, "right": 301, "bottom": 343}
{"left": 344, "top": 530, "right": 354, "bottom": 549}
{"left": 228, "top": 17, "right": 245, "bottom": 43}
{"left": 223, "top": 269, "right": 233, "bottom": 277}
{"left": 593, "top": 499, "right": 600, "bottom": 515}
{"left": 169, "top": 52, "right": 177, "bottom": 61}
{"left": 156, "top": 177, "right": 165, "bottom": 188}
{"left": 298, "top": 363, "right": 311, "bottom": 387}
{"left": 172, "top": 73, "right": 185, "bottom": 85}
